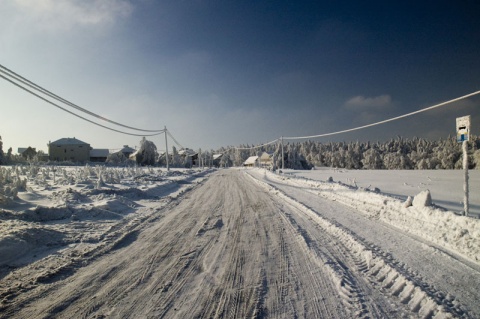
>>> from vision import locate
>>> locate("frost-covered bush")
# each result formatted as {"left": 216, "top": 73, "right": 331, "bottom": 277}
{"left": 135, "top": 137, "right": 158, "bottom": 166}
{"left": 0, "top": 167, "right": 27, "bottom": 203}
{"left": 106, "top": 151, "right": 128, "bottom": 165}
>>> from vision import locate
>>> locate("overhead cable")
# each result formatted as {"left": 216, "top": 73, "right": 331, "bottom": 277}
{"left": 284, "top": 90, "right": 480, "bottom": 140}
{"left": 0, "top": 64, "right": 164, "bottom": 132}
{"left": 0, "top": 73, "right": 165, "bottom": 137}
{"left": 234, "top": 138, "right": 279, "bottom": 150}
{"left": 166, "top": 130, "right": 185, "bottom": 149}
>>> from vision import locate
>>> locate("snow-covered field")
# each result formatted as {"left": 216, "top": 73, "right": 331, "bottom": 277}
{"left": 0, "top": 165, "right": 479, "bottom": 318}
{"left": 286, "top": 168, "right": 480, "bottom": 218}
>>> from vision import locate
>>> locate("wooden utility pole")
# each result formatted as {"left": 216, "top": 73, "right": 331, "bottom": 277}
{"left": 164, "top": 126, "right": 170, "bottom": 171}
{"left": 281, "top": 136, "right": 285, "bottom": 170}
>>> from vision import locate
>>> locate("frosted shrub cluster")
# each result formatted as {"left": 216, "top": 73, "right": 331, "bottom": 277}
{"left": 0, "top": 163, "right": 164, "bottom": 200}
{"left": 0, "top": 167, "right": 27, "bottom": 204}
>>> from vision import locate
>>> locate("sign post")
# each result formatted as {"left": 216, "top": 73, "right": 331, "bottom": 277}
{"left": 456, "top": 115, "right": 470, "bottom": 216}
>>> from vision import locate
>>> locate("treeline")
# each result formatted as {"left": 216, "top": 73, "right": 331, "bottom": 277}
{"left": 2, "top": 135, "right": 480, "bottom": 170}
{"left": 217, "top": 135, "right": 480, "bottom": 170}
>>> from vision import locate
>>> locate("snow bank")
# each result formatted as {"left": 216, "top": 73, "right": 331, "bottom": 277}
{"left": 412, "top": 190, "right": 432, "bottom": 207}
{"left": 247, "top": 171, "right": 461, "bottom": 318}
{"left": 0, "top": 165, "right": 214, "bottom": 272}
{"left": 0, "top": 224, "right": 65, "bottom": 267}
{"left": 266, "top": 171, "right": 480, "bottom": 264}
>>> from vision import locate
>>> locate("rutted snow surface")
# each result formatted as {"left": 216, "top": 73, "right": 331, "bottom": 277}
{"left": 0, "top": 168, "right": 478, "bottom": 318}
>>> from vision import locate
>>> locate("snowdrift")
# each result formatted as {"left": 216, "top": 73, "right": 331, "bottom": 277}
{"left": 264, "top": 170, "right": 480, "bottom": 264}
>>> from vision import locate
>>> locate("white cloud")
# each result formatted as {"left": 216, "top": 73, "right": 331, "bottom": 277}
{"left": 344, "top": 94, "right": 393, "bottom": 110}
{"left": 10, "top": 0, "right": 133, "bottom": 32}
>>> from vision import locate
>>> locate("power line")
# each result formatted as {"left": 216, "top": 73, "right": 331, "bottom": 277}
{"left": 233, "top": 138, "right": 279, "bottom": 151}
{"left": 0, "top": 73, "right": 165, "bottom": 137}
{"left": 0, "top": 64, "right": 164, "bottom": 132}
{"left": 284, "top": 90, "right": 480, "bottom": 140}
{"left": 166, "top": 130, "right": 185, "bottom": 149}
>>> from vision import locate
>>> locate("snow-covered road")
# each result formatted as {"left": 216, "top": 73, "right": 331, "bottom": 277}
{"left": 1, "top": 169, "right": 478, "bottom": 318}
{"left": 247, "top": 169, "right": 480, "bottom": 318}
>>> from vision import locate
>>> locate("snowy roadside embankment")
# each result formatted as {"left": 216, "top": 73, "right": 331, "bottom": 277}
{"left": 261, "top": 169, "right": 480, "bottom": 264}
{"left": 0, "top": 166, "right": 214, "bottom": 275}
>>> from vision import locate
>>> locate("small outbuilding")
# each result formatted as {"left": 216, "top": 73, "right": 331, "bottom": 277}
{"left": 243, "top": 156, "right": 259, "bottom": 167}
{"left": 259, "top": 152, "right": 273, "bottom": 168}
{"left": 18, "top": 147, "right": 37, "bottom": 159}
{"left": 90, "top": 149, "right": 109, "bottom": 162}
{"left": 179, "top": 148, "right": 199, "bottom": 167}
{"left": 213, "top": 154, "right": 223, "bottom": 167}
{"left": 119, "top": 145, "right": 136, "bottom": 158}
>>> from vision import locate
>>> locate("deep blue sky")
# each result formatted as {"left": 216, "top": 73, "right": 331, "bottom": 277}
{"left": 1, "top": 0, "right": 479, "bottom": 152}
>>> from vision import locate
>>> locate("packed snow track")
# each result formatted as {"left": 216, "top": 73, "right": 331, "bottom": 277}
{"left": 0, "top": 169, "right": 478, "bottom": 318}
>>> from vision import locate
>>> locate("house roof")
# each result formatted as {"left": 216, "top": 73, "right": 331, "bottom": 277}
{"left": 120, "top": 145, "right": 136, "bottom": 153}
{"left": 244, "top": 156, "right": 259, "bottom": 165}
{"left": 18, "top": 147, "right": 34, "bottom": 154}
{"left": 50, "top": 137, "right": 89, "bottom": 146}
{"left": 260, "top": 152, "right": 273, "bottom": 160}
{"left": 129, "top": 150, "right": 139, "bottom": 159}
{"left": 260, "top": 152, "right": 273, "bottom": 162}
{"left": 178, "top": 148, "right": 197, "bottom": 157}
{"left": 213, "top": 154, "right": 223, "bottom": 160}
{"left": 90, "top": 149, "right": 109, "bottom": 157}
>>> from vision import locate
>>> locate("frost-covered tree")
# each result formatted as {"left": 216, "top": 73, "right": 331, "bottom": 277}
{"left": 473, "top": 150, "right": 480, "bottom": 170}
{"left": 362, "top": 148, "right": 383, "bottom": 169}
{"left": 220, "top": 153, "right": 232, "bottom": 167}
{"left": 136, "top": 137, "right": 158, "bottom": 166}
{"left": 170, "top": 146, "right": 182, "bottom": 167}
{"left": 0, "top": 136, "right": 4, "bottom": 165}
{"left": 213, "top": 135, "right": 479, "bottom": 170}
{"left": 106, "top": 151, "right": 128, "bottom": 165}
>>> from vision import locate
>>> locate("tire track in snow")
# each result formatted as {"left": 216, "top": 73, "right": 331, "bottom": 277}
{"left": 274, "top": 194, "right": 384, "bottom": 318}
{"left": 195, "top": 173, "right": 266, "bottom": 318}
{"left": 247, "top": 170, "right": 465, "bottom": 319}
{"left": 261, "top": 170, "right": 478, "bottom": 318}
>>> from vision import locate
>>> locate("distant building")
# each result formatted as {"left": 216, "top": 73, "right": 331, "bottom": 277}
{"left": 178, "top": 148, "right": 199, "bottom": 167}
{"left": 48, "top": 137, "right": 91, "bottom": 162}
{"left": 18, "top": 147, "right": 37, "bottom": 159}
{"left": 259, "top": 152, "right": 273, "bottom": 168}
{"left": 213, "top": 154, "right": 223, "bottom": 167}
{"left": 243, "top": 156, "right": 259, "bottom": 167}
{"left": 129, "top": 150, "right": 140, "bottom": 162}
{"left": 90, "top": 149, "right": 109, "bottom": 162}
{"left": 119, "top": 145, "right": 136, "bottom": 158}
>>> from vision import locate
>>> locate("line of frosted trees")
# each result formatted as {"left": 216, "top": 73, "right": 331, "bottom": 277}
{"left": 2, "top": 135, "right": 479, "bottom": 170}
{"left": 217, "top": 135, "right": 480, "bottom": 170}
